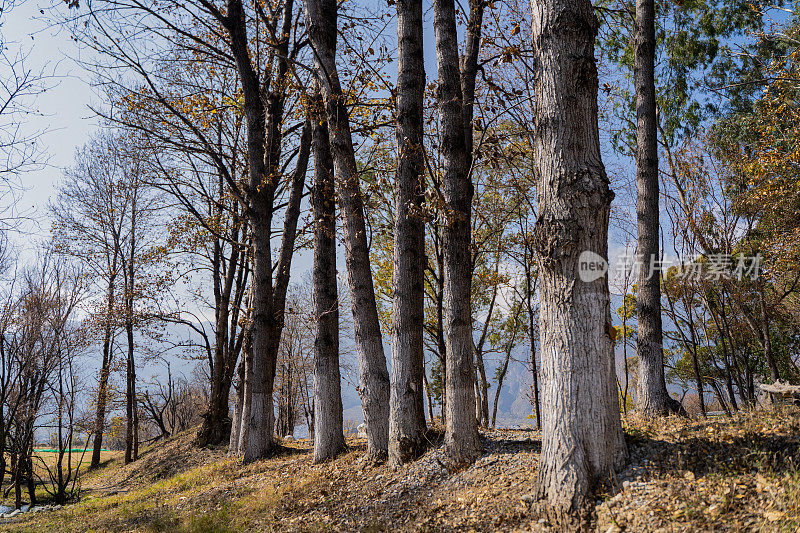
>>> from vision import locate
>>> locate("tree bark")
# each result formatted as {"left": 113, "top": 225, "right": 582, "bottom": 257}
{"left": 225, "top": 0, "right": 308, "bottom": 463}
{"left": 634, "top": 0, "right": 675, "bottom": 417}
{"left": 758, "top": 284, "right": 780, "bottom": 382}
{"left": 124, "top": 194, "right": 138, "bottom": 464}
{"left": 473, "top": 276, "right": 498, "bottom": 428}
{"left": 305, "top": 0, "right": 391, "bottom": 463}
{"left": 524, "top": 246, "right": 541, "bottom": 429}
{"left": 91, "top": 268, "right": 116, "bottom": 469}
{"left": 433, "top": 0, "right": 480, "bottom": 466}
{"left": 389, "top": 0, "right": 427, "bottom": 465}
{"left": 234, "top": 321, "right": 254, "bottom": 456}
{"left": 530, "top": 0, "right": 627, "bottom": 522}
{"left": 197, "top": 205, "right": 247, "bottom": 447}
{"left": 311, "top": 95, "right": 346, "bottom": 463}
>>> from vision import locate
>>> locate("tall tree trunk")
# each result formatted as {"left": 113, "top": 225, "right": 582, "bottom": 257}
{"left": 228, "top": 356, "right": 245, "bottom": 454}
{"left": 235, "top": 321, "right": 254, "bottom": 456}
{"left": 491, "top": 349, "right": 511, "bottom": 428}
{"left": 530, "top": 0, "right": 627, "bottom": 522}
{"left": 124, "top": 205, "right": 137, "bottom": 464}
{"left": 226, "top": 0, "right": 303, "bottom": 463}
{"left": 244, "top": 202, "right": 277, "bottom": 462}
{"left": 524, "top": 254, "right": 541, "bottom": 429}
{"left": 389, "top": 0, "right": 428, "bottom": 465}
{"left": 91, "top": 267, "right": 117, "bottom": 469}
{"left": 434, "top": 235, "right": 447, "bottom": 424}
{"left": 635, "top": 0, "right": 675, "bottom": 417}
{"left": 433, "top": 0, "right": 480, "bottom": 466}
{"left": 311, "top": 96, "right": 346, "bottom": 463}
{"left": 758, "top": 284, "right": 779, "bottom": 382}
{"left": 305, "top": 0, "right": 391, "bottom": 463}
{"left": 197, "top": 208, "right": 244, "bottom": 447}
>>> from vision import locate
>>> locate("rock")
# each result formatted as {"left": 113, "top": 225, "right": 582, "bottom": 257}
{"left": 707, "top": 504, "right": 721, "bottom": 517}
{"left": 52, "top": 504, "right": 62, "bottom": 510}
{"left": 357, "top": 423, "right": 367, "bottom": 439}
{"left": 6, "top": 509, "right": 21, "bottom": 518}
{"left": 605, "top": 524, "right": 623, "bottom": 533}
{"left": 683, "top": 470, "right": 695, "bottom": 481}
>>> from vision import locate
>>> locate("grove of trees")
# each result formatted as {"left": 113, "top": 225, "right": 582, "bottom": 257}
{"left": 1, "top": 0, "right": 800, "bottom": 523}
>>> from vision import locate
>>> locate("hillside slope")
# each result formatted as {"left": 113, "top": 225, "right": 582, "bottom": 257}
{"left": 3, "top": 408, "right": 800, "bottom": 532}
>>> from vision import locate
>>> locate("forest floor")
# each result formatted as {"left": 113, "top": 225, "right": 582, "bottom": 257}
{"left": 2, "top": 406, "right": 799, "bottom": 532}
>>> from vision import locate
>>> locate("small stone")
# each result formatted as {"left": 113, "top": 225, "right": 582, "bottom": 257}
{"left": 605, "top": 524, "right": 622, "bottom": 533}
{"left": 707, "top": 504, "right": 721, "bottom": 517}
{"left": 683, "top": 470, "right": 695, "bottom": 481}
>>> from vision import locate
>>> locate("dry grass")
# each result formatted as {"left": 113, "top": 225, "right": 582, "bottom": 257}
{"left": 3, "top": 408, "right": 799, "bottom": 532}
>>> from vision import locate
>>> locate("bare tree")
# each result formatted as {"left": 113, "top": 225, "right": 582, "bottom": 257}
{"left": 0, "top": 0, "right": 51, "bottom": 229}
{"left": 140, "top": 363, "right": 206, "bottom": 441}
{"left": 52, "top": 133, "right": 127, "bottom": 469}
{"left": 69, "top": 0, "right": 311, "bottom": 461}
{"left": 1, "top": 253, "right": 84, "bottom": 509}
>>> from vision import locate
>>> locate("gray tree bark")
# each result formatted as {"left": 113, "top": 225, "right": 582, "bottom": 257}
{"left": 433, "top": 0, "right": 480, "bottom": 467}
{"left": 634, "top": 0, "right": 675, "bottom": 417}
{"left": 389, "top": 0, "right": 427, "bottom": 466}
{"left": 228, "top": 355, "right": 245, "bottom": 455}
{"left": 91, "top": 265, "right": 117, "bottom": 469}
{"left": 530, "top": 0, "right": 627, "bottom": 523}
{"left": 123, "top": 185, "right": 139, "bottom": 464}
{"left": 310, "top": 91, "right": 346, "bottom": 463}
{"left": 225, "top": 0, "right": 276, "bottom": 462}
{"left": 305, "top": 0, "right": 390, "bottom": 463}
{"left": 224, "top": 0, "right": 309, "bottom": 462}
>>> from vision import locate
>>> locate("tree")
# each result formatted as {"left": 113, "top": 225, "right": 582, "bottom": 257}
{"left": 634, "top": 0, "right": 677, "bottom": 417}
{"left": 51, "top": 132, "right": 166, "bottom": 467}
{"left": 305, "top": 0, "right": 390, "bottom": 463}
{"left": 530, "top": 0, "right": 627, "bottom": 522}
{"left": 52, "top": 134, "right": 122, "bottom": 469}
{"left": 432, "top": 0, "right": 481, "bottom": 466}
{"left": 310, "top": 89, "right": 345, "bottom": 463}
{"left": 489, "top": 299, "right": 525, "bottom": 428}
{"left": 71, "top": 0, "right": 312, "bottom": 461}
{"left": 389, "top": 0, "right": 427, "bottom": 466}
{"left": 140, "top": 363, "right": 206, "bottom": 442}
{"left": 0, "top": 253, "right": 84, "bottom": 509}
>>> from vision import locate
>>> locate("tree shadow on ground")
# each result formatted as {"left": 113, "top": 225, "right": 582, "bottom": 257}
{"left": 625, "top": 421, "right": 800, "bottom": 479}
